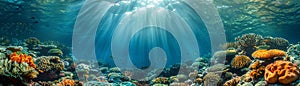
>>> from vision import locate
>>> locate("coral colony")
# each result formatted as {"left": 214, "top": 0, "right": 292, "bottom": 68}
{"left": 1, "top": 33, "right": 300, "bottom": 86}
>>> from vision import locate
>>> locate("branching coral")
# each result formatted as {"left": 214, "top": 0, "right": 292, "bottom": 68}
{"left": 252, "top": 49, "right": 286, "bottom": 59}
{"left": 264, "top": 60, "right": 300, "bottom": 84}
{"left": 235, "top": 33, "right": 263, "bottom": 48}
{"left": 264, "top": 37, "right": 289, "bottom": 50}
{"left": 10, "top": 52, "right": 36, "bottom": 68}
{"left": 231, "top": 55, "right": 251, "bottom": 68}
{"left": 235, "top": 33, "right": 264, "bottom": 56}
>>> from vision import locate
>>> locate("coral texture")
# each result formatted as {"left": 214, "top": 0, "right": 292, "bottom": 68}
{"left": 36, "top": 56, "right": 64, "bottom": 73}
{"left": 10, "top": 52, "right": 36, "bottom": 68}
{"left": 0, "top": 59, "right": 38, "bottom": 80}
{"left": 252, "top": 49, "right": 286, "bottom": 59}
{"left": 231, "top": 55, "right": 251, "bottom": 68}
{"left": 223, "top": 77, "right": 241, "bottom": 86}
{"left": 264, "top": 60, "right": 300, "bottom": 84}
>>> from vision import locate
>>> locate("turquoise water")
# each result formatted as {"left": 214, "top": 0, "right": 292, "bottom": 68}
{"left": 1, "top": 0, "right": 300, "bottom": 85}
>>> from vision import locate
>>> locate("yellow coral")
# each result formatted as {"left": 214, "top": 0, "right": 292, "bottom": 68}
{"left": 252, "top": 50, "right": 271, "bottom": 59}
{"left": 264, "top": 60, "right": 300, "bottom": 84}
{"left": 252, "top": 49, "right": 286, "bottom": 59}
{"left": 231, "top": 55, "right": 251, "bottom": 68}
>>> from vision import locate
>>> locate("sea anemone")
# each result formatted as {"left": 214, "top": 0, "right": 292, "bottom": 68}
{"left": 231, "top": 55, "right": 251, "bottom": 69}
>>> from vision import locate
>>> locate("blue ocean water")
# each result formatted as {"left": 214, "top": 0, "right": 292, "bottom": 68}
{"left": 1, "top": 0, "right": 300, "bottom": 68}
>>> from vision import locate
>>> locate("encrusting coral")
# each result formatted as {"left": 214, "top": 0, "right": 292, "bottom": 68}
{"left": 231, "top": 55, "right": 251, "bottom": 69}
{"left": 36, "top": 56, "right": 64, "bottom": 73}
{"left": 264, "top": 60, "right": 300, "bottom": 84}
{"left": 223, "top": 77, "right": 241, "bottom": 86}
{"left": 10, "top": 52, "right": 36, "bottom": 68}
{"left": 252, "top": 49, "right": 286, "bottom": 59}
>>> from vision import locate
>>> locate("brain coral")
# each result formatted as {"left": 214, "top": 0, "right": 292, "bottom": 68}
{"left": 10, "top": 52, "right": 36, "bottom": 68}
{"left": 264, "top": 60, "right": 300, "bottom": 84}
{"left": 231, "top": 55, "right": 251, "bottom": 69}
{"left": 252, "top": 49, "right": 286, "bottom": 59}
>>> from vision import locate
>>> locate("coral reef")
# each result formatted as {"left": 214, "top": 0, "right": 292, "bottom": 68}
{"left": 231, "top": 55, "right": 251, "bottom": 69}
{"left": 36, "top": 56, "right": 64, "bottom": 73}
{"left": 0, "top": 58, "right": 38, "bottom": 85}
{"left": 151, "top": 77, "right": 169, "bottom": 84}
{"left": 235, "top": 33, "right": 263, "bottom": 56}
{"left": 264, "top": 60, "right": 300, "bottom": 84}
{"left": 25, "top": 37, "right": 41, "bottom": 49}
{"left": 223, "top": 77, "right": 241, "bottom": 86}
{"left": 203, "top": 72, "right": 222, "bottom": 86}
{"left": 252, "top": 49, "right": 286, "bottom": 59}
{"left": 10, "top": 52, "right": 36, "bottom": 68}
{"left": 58, "top": 78, "right": 75, "bottom": 86}
{"left": 48, "top": 48, "right": 63, "bottom": 56}
{"left": 35, "top": 56, "right": 64, "bottom": 81}
{"left": 263, "top": 37, "right": 289, "bottom": 51}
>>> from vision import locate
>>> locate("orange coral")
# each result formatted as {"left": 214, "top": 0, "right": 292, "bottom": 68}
{"left": 59, "top": 79, "right": 75, "bottom": 86}
{"left": 267, "top": 49, "right": 286, "bottom": 57}
{"left": 249, "top": 61, "right": 261, "bottom": 69}
{"left": 264, "top": 60, "right": 300, "bottom": 84}
{"left": 252, "top": 49, "right": 286, "bottom": 59}
{"left": 252, "top": 50, "right": 271, "bottom": 59}
{"left": 10, "top": 52, "right": 36, "bottom": 68}
{"left": 231, "top": 55, "right": 251, "bottom": 68}
{"left": 223, "top": 77, "right": 241, "bottom": 86}
{"left": 248, "top": 66, "right": 265, "bottom": 79}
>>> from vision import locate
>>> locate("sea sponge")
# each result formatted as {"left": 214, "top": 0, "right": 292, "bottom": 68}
{"left": 264, "top": 60, "right": 300, "bottom": 84}
{"left": 252, "top": 49, "right": 286, "bottom": 59}
{"left": 231, "top": 55, "right": 251, "bottom": 68}
{"left": 223, "top": 77, "right": 241, "bottom": 86}
{"left": 36, "top": 56, "right": 64, "bottom": 73}
{"left": 10, "top": 52, "right": 36, "bottom": 68}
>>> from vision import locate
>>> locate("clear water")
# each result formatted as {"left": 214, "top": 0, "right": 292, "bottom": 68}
{"left": 1, "top": 0, "right": 300, "bottom": 85}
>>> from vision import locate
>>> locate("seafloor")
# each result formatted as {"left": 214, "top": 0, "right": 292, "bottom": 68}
{"left": 1, "top": 33, "right": 300, "bottom": 86}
